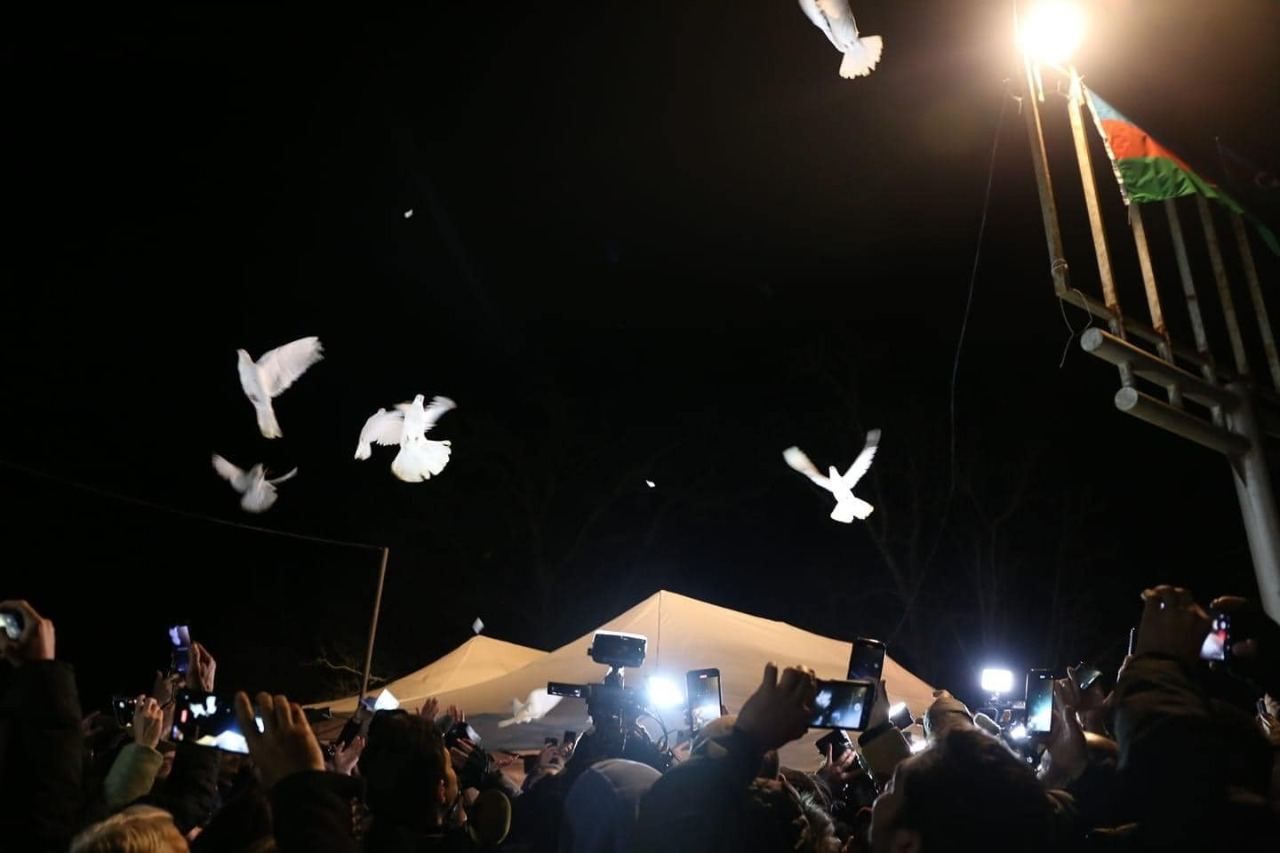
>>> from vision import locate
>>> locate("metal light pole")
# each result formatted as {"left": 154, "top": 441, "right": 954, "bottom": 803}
{"left": 1016, "top": 1, "right": 1280, "bottom": 622}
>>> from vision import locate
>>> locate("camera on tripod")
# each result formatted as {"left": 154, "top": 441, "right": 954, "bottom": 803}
{"left": 546, "top": 631, "right": 672, "bottom": 771}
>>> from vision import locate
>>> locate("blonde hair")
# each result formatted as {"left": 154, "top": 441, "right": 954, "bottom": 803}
{"left": 70, "top": 805, "right": 189, "bottom": 853}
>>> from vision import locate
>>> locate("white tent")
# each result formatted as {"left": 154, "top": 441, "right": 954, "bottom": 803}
{"left": 327, "top": 590, "right": 935, "bottom": 770}
{"left": 313, "top": 635, "right": 547, "bottom": 714}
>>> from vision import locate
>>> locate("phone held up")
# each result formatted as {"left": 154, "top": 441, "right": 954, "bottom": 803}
{"left": 846, "top": 638, "right": 886, "bottom": 682}
{"left": 1025, "top": 669, "right": 1053, "bottom": 736}
{"left": 686, "top": 668, "right": 723, "bottom": 731}
{"left": 810, "top": 679, "right": 876, "bottom": 731}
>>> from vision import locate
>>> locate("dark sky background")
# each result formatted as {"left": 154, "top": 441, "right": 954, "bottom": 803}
{"left": 4, "top": 1, "right": 1279, "bottom": 713}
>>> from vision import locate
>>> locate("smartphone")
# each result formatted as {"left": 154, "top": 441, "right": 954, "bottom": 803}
{"left": 888, "top": 701, "right": 914, "bottom": 730}
{"left": 1074, "top": 662, "right": 1103, "bottom": 693}
{"left": 169, "top": 625, "right": 192, "bottom": 675}
{"left": 112, "top": 696, "right": 139, "bottom": 727}
{"left": 815, "top": 728, "right": 853, "bottom": 759}
{"left": 809, "top": 679, "right": 875, "bottom": 730}
{"left": 444, "top": 720, "right": 480, "bottom": 748}
{"left": 846, "top": 638, "right": 887, "bottom": 682}
{"left": 170, "top": 690, "right": 262, "bottom": 754}
{"left": 1199, "top": 612, "right": 1231, "bottom": 661}
{"left": 544, "top": 737, "right": 559, "bottom": 747}
{"left": 1025, "top": 670, "right": 1053, "bottom": 735}
{"left": 686, "top": 668, "right": 723, "bottom": 731}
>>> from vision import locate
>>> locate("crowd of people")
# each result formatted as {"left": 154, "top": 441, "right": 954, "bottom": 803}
{"left": 1, "top": 584, "right": 1278, "bottom": 852}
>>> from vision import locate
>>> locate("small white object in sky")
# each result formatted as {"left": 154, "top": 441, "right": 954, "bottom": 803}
{"left": 797, "top": 0, "right": 883, "bottom": 79}
{"left": 645, "top": 479, "right": 655, "bottom": 488}
{"left": 403, "top": 209, "right": 414, "bottom": 218}
{"left": 497, "top": 688, "right": 563, "bottom": 728}
{"left": 472, "top": 617, "right": 485, "bottom": 635}
{"left": 355, "top": 394, "right": 456, "bottom": 482}
{"left": 237, "top": 336, "right": 324, "bottom": 439}
{"left": 211, "top": 454, "right": 298, "bottom": 514}
{"left": 783, "top": 429, "right": 881, "bottom": 523}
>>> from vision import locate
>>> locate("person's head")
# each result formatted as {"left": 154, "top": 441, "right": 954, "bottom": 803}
{"left": 70, "top": 805, "right": 188, "bottom": 853}
{"left": 359, "top": 709, "right": 459, "bottom": 830}
{"left": 743, "top": 777, "right": 841, "bottom": 853}
{"left": 870, "top": 728, "right": 1052, "bottom": 853}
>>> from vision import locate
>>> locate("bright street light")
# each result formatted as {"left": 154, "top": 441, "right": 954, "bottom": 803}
{"left": 647, "top": 675, "right": 684, "bottom": 709}
{"left": 980, "top": 667, "right": 1015, "bottom": 694}
{"left": 1020, "top": 1, "right": 1086, "bottom": 66}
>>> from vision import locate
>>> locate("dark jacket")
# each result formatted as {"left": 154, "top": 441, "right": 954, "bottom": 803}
{"left": 1110, "top": 654, "right": 1277, "bottom": 847}
{"left": 0, "top": 661, "right": 85, "bottom": 853}
{"left": 632, "top": 727, "right": 777, "bottom": 853}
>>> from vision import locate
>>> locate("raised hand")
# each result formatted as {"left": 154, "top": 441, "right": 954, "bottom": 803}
{"left": 234, "top": 692, "right": 324, "bottom": 789}
{"left": 132, "top": 696, "right": 165, "bottom": 750}
{"left": 1135, "top": 585, "right": 1211, "bottom": 663}
{"left": 186, "top": 642, "right": 217, "bottom": 693}
{"left": 332, "top": 735, "right": 366, "bottom": 776}
{"left": 0, "top": 600, "right": 55, "bottom": 664}
{"left": 735, "top": 663, "right": 816, "bottom": 751}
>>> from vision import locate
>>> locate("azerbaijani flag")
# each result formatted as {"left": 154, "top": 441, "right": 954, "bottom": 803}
{"left": 1083, "top": 87, "right": 1279, "bottom": 255}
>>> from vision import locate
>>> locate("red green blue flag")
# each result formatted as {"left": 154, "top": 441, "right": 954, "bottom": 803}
{"left": 1083, "top": 87, "right": 1279, "bottom": 255}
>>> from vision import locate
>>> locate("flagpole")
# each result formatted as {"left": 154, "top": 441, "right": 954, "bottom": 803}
{"left": 1230, "top": 212, "right": 1280, "bottom": 392}
{"left": 1128, "top": 204, "right": 1180, "bottom": 405}
{"left": 1163, "top": 199, "right": 1216, "bottom": 385}
{"left": 1065, "top": 69, "right": 1125, "bottom": 345}
{"left": 1195, "top": 195, "right": 1250, "bottom": 377}
{"left": 358, "top": 546, "right": 391, "bottom": 705}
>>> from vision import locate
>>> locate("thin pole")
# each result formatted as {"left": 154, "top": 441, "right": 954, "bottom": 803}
{"left": 1226, "top": 382, "right": 1280, "bottom": 624}
{"left": 1230, "top": 212, "right": 1280, "bottom": 392}
{"left": 359, "top": 546, "right": 391, "bottom": 704}
{"left": 1129, "top": 204, "right": 1181, "bottom": 405}
{"left": 1065, "top": 70, "right": 1124, "bottom": 338}
{"left": 1197, "top": 194, "right": 1250, "bottom": 377}
{"left": 1164, "top": 198, "right": 1215, "bottom": 379}
{"left": 1020, "top": 53, "right": 1071, "bottom": 299}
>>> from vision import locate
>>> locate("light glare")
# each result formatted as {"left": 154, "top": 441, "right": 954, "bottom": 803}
{"left": 374, "top": 688, "right": 400, "bottom": 711}
{"left": 981, "top": 668, "right": 1015, "bottom": 694}
{"left": 647, "top": 676, "right": 684, "bottom": 709}
{"left": 1010, "top": 723, "right": 1028, "bottom": 741}
{"left": 1020, "top": 1, "right": 1086, "bottom": 65}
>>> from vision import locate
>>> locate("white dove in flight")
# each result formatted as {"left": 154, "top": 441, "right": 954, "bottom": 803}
{"left": 354, "top": 394, "right": 456, "bottom": 482}
{"left": 211, "top": 454, "right": 298, "bottom": 514}
{"left": 783, "top": 429, "right": 881, "bottom": 522}
{"left": 497, "top": 688, "right": 563, "bottom": 728}
{"left": 798, "top": 0, "right": 884, "bottom": 79}
{"left": 236, "top": 336, "right": 324, "bottom": 439}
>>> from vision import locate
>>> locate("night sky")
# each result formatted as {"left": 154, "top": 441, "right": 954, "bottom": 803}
{"left": 4, "top": 1, "right": 1279, "bottom": 712}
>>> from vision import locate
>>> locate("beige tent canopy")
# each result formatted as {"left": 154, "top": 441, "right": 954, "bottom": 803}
{"left": 313, "top": 590, "right": 935, "bottom": 769}
{"left": 312, "top": 635, "right": 547, "bottom": 714}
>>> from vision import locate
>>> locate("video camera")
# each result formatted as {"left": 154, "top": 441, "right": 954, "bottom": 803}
{"left": 547, "top": 631, "right": 672, "bottom": 772}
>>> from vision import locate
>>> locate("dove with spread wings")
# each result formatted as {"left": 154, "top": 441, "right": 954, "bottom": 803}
{"left": 355, "top": 394, "right": 456, "bottom": 482}
{"left": 798, "top": 0, "right": 884, "bottom": 79}
{"left": 783, "top": 429, "right": 881, "bottom": 522}
{"left": 211, "top": 454, "right": 297, "bottom": 513}
{"left": 236, "top": 336, "right": 324, "bottom": 439}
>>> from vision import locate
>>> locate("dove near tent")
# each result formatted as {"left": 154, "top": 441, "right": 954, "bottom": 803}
{"left": 236, "top": 336, "right": 324, "bottom": 439}
{"left": 497, "top": 688, "right": 562, "bottom": 728}
{"left": 797, "top": 0, "right": 884, "bottom": 79}
{"left": 783, "top": 429, "right": 881, "bottom": 522}
{"left": 355, "top": 394, "right": 457, "bottom": 482}
{"left": 211, "top": 454, "right": 297, "bottom": 514}
{"left": 472, "top": 617, "right": 485, "bottom": 635}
